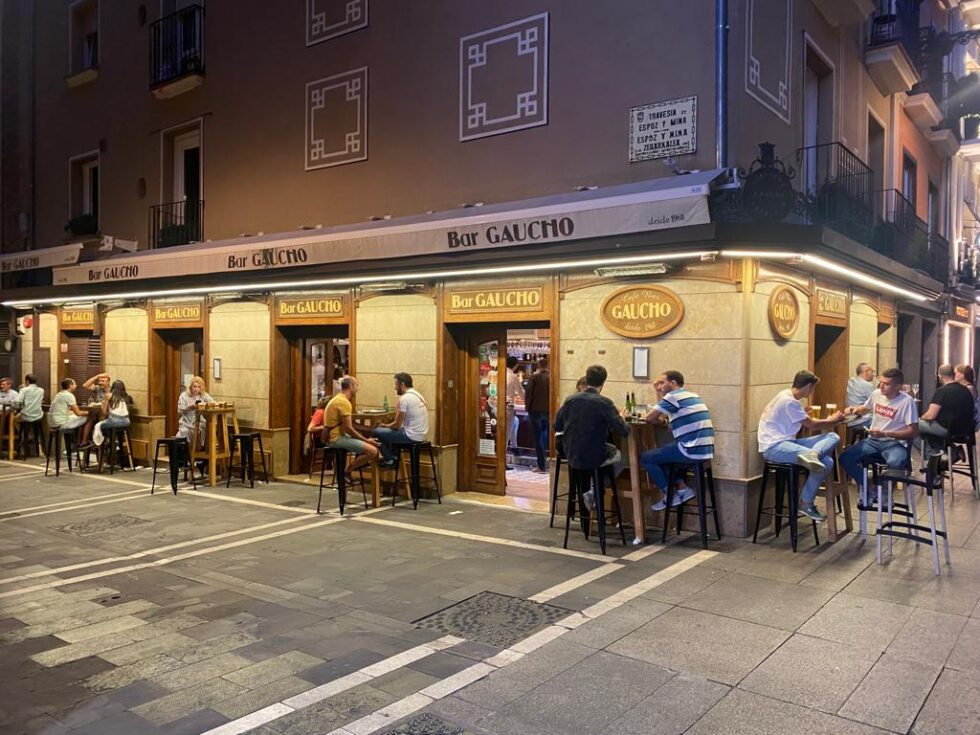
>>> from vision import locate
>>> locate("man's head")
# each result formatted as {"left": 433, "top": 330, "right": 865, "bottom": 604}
{"left": 97, "top": 375, "right": 109, "bottom": 388}
{"left": 938, "top": 363, "right": 955, "bottom": 384}
{"left": 61, "top": 378, "right": 75, "bottom": 392}
{"left": 585, "top": 365, "right": 607, "bottom": 390}
{"left": 537, "top": 357, "right": 549, "bottom": 371}
{"left": 792, "top": 370, "right": 819, "bottom": 397}
{"left": 340, "top": 376, "right": 358, "bottom": 396}
{"left": 575, "top": 376, "right": 588, "bottom": 392}
{"left": 0, "top": 378, "right": 10, "bottom": 392}
{"left": 653, "top": 370, "right": 684, "bottom": 398}
{"left": 24, "top": 374, "right": 36, "bottom": 385}
{"left": 856, "top": 363, "right": 875, "bottom": 381}
{"left": 393, "top": 372, "right": 413, "bottom": 396}
{"left": 879, "top": 367, "right": 904, "bottom": 398}
{"left": 506, "top": 356, "right": 519, "bottom": 370}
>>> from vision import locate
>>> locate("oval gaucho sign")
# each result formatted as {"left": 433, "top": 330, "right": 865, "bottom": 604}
{"left": 600, "top": 286, "right": 684, "bottom": 339}
{"left": 768, "top": 285, "right": 800, "bottom": 340}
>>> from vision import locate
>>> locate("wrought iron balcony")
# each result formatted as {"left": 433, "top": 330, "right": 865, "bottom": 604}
{"left": 871, "top": 189, "right": 937, "bottom": 279}
{"left": 150, "top": 4, "right": 204, "bottom": 96}
{"left": 928, "top": 231, "right": 951, "bottom": 285}
{"left": 797, "top": 142, "right": 874, "bottom": 245}
{"left": 868, "top": 0, "right": 921, "bottom": 59}
{"left": 150, "top": 199, "right": 203, "bottom": 249}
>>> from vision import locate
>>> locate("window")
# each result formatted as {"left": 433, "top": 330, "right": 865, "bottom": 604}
{"left": 69, "top": 152, "right": 99, "bottom": 233}
{"left": 69, "top": 0, "right": 99, "bottom": 75}
{"left": 902, "top": 152, "right": 917, "bottom": 207}
{"left": 928, "top": 181, "right": 940, "bottom": 235}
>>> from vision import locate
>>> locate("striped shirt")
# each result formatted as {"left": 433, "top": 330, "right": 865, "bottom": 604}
{"left": 657, "top": 388, "right": 715, "bottom": 460}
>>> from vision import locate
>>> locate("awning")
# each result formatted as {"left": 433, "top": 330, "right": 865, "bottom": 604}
{"left": 53, "top": 170, "right": 725, "bottom": 286}
{"left": 2, "top": 243, "right": 83, "bottom": 274}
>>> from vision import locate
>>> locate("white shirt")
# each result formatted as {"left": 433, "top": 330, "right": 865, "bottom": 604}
{"left": 505, "top": 368, "right": 524, "bottom": 404}
{"left": 865, "top": 389, "right": 917, "bottom": 434}
{"left": 398, "top": 388, "right": 429, "bottom": 442}
{"left": 0, "top": 388, "right": 18, "bottom": 406}
{"left": 757, "top": 389, "right": 808, "bottom": 453}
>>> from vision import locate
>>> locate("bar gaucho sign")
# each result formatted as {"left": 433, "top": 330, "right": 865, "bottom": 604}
{"left": 768, "top": 285, "right": 800, "bottom": 340}
{"left": 600, "top": 285, "right": 684, "bottom": 338}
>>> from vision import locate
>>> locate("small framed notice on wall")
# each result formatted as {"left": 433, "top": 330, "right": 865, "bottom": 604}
{"left": 633, "top": 347, "right": 650, "bottom": 380}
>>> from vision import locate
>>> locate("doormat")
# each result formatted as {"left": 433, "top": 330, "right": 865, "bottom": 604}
{"left": 414, "top": 591, "right": 570, "bottom": 648}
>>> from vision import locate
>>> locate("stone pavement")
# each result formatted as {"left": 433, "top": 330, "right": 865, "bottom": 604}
{"left": 0, "top": 458, "right": 978, "bottom": 735}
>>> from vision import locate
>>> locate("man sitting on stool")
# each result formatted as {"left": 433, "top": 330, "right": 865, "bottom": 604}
{"left": 918, "top": 363, "right": 975, "bottom": 460}
{"left": 757, "top": 370, "right": 844, "bottom": 523}
{"left": 553, "top": 364, "right": 628, "bottom": 512}
{"left": 639, "top": 370, "right": 715, "bottom": 511}
{"left": 846, "top": 363, "right": 875, "bottom": 431}
{"left": 840, "top": 367, "right": 918, "bottom": 485}
{"left": 374, "top": 372, "right": 429, "bottom": 469}
{"left": 321, "top": 377, "right": 379, "bottom": 478}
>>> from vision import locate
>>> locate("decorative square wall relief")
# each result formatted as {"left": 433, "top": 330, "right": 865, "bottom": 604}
{"left": 307, "top": 0, "right": 368, "bottom": 46}
{"left": 745, "top": 0, "right": 792, "bottom": 124}
{"left": 305, "top": 67, "right": 368, "bottom": 171}
{"left": 459, "top": 12, "right": 549, "bottom": 142}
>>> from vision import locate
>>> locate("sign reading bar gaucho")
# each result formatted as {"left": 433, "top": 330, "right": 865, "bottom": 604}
{"left": 768, "top": 285, "right": 800, "bottom": 340}
{"left": 448, "top": 287, "right": 544, "bottom": 314}
{"left": 816, "top": 288, "right": 847, "bottom": 319}
{"left": 61, "top": 308, "right": 95, "bottom": 328}
{"left": 276, "top": 295, "right": 347, "bottom": 319}
{"left": 152, "top": 301, "right": 204, "bottom": 325}
{"left": 600, "top": 286, "right": 684, "bottom": 339}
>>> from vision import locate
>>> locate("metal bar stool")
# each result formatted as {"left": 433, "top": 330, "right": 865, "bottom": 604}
{"left": 874, "top": 454, "right": 950, "bottom": 575}
{"left": 86, "top": 426, "right": 135, "bottom": 474}
{"left": 18, "top": 419, "right": 44, "bottom": 459}
{"left": 391, "top": 441, "right": 441, "bottom": 509}
{"left": 945, "top": 432, "right": 979, "bottom": 500}
{"left": 226, "top": 431, "right": 270, "bottom": 488}
{"left": 857, "top": 440, "right": 915, "bottom": 537}
{"left": 44, "top": 427, "right": 80, "bottom": 476}
{"left": 151, "top": 437, "right": 195, "bottom": 494}
{"left": 662, "top": 460, "right": 722, "bottom": 549}
{"left": 317, "top": 446, "right": 369, "bottom": 515}
{"left": 549, "top": 445, "right": 569, "bottom": 528}
{"left": 563, "top": 464, "right": 626, "bottom": 555}
{"left": 753, "top": 461, "right": 818, "bottom": 552}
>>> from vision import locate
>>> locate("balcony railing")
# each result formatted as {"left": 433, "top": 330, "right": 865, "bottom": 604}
{"left": 150, "top": 199, "right": 203, "bottom": 249}
{"left": 867, "top": 0, "right": 921, "bottom": 64}
{"left": 150, "top": 4, "right": 204, "bottom": 89}
{"left": 928, "top": 232, "right": 951, "bottom": 284}
{"left": 797, "top": 142, "right": 874, "bottom": 245}
{"left": 872, "top": 189, "right": 935, "bottom": 276}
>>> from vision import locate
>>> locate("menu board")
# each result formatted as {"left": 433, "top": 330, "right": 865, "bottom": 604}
{"left": 478, "top": 340, "right": 499, "bottom": 457}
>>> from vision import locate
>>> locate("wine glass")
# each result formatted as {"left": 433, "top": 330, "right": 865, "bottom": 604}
{"left": 912, "top": 383, "right": 919, "bottom": 399}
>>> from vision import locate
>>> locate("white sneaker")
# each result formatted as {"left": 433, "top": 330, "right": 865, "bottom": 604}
{"left": 797, "top": 450, "right": 825, "bottom": 474}
{"left": 651, "top": 498, "right": 667, "bottom": 512}
{"left": 581, "top": 490, "right": 596, "bottom": 512}
{"left": 671, "top": 485, "right": 695, "bottom": 506}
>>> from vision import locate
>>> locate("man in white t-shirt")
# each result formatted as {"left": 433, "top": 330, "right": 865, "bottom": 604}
{"left": 840, "top": 367, "right": 918, "bottom": 484}
{"left": 374, "top": 372, "right": 430, "bottom": 467}
{"left": 758, "top": 370, "right": 845, "bottom": 522}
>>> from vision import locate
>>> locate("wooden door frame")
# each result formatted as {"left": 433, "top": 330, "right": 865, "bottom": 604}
{"left": 458, "top": 325, "right": 508, "bottom": 496}
{"left": 149, "top": 326, "right": 206, "bottom": 436}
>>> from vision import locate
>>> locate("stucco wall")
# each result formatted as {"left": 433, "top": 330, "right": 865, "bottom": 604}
{"left": 103, "top": 308, "right": 149, "bottom": 412}
{"left": 208, "top": 301, "right": 270, "bottom": 429}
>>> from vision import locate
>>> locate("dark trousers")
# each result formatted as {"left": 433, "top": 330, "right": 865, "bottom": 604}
{"left": 529, "top": 412, "right": 549, "bottom": 471}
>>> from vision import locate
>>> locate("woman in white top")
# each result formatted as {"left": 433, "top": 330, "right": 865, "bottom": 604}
{"left": 92, "top": 380, "right": 131, "bottom": 446}
{"left": 177, "top": 376, "right": 213, "bottom": 447}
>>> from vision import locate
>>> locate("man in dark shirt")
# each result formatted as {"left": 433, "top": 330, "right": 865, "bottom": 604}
{"left": 525, "top": 357, "right": 551, "bottom": 473}
{"left": 919, "top": 363, "right": 975, "bottom": 457}
{"left": 553, "top": 365, "right": 629, "bottom": 511}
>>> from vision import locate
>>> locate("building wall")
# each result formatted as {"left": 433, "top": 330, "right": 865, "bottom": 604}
{"left": 103, "top": 307, "right": 149, "bottom": 412}
{"left": 898, "top": 110, "right": 945, "bottom": 222}
{"left": 354, "top": 293, "right": 438, "bottom": 440}
{"left": 39, "top": 313, "right": 58, "bottom": 396}
{"left": 849, "top": 300, "right": 879, "bottom": 375}
{"left": 208, "top": 301, "right": 270, "bottom": 429}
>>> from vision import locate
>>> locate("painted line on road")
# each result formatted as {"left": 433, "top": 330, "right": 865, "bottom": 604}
{"left": 0, "top": 488, "right": 146, "bottom": 517}
{"left": 527, "top": 563, "right": 622, "bottom": 603}
{"left": 181, "top": 489, "right": 319, "bottom": 514}
{"left": 0, "top": 471, "right": 52, "bottom": 483}
{"left": 352, "top": 515, "right": 612, "bottom": 562}
{"left": 0, "top": 460, "right": 44, "bottom": 473}
{"left": 0, "top": 491, "right": 151, "bottom": 522}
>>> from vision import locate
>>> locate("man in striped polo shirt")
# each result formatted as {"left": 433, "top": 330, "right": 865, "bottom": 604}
{"left": 640, "top": 371, "right": 715, "bottom": 511}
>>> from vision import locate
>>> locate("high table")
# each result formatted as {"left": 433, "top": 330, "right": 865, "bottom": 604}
{"left": 621, "top": 418, "right": 669, "bottom": 545}
{"left": 190, "top": 403, "right": 239, "bottom": 487}
{"left": 354, "top": 407, "right": 395, "bottom": 507}
{"left": 1, "top": 406, "right": 15, "bottom": 460}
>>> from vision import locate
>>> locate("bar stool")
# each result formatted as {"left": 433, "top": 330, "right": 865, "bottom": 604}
{"left": 44, "top": 427, "right": 81, "bottom": 476}
{"left": 945, "top": 432, "right": 979, "bottom": 500}
{"left": 151, "top": 437, "right": 195, "bottom": 495}
{"left": 563, "top": 464, "right": 626, "bottom": 555}
{"left": 84, "top": 426, "right": 135, "bottom": 474}
{"left": 549, "top": 446, "right": 571, "bottom": 528}
{"left": 752, "top": 461, "right": 819, "bottom": 552}
{"left": 857, "top": 442, "right": 915, "bottom": 537}
{"left": 226, "top": 431, "right": 269, "bottom": 488}
{"left": 874, "top": 454, "right": 950, "bottom": 575}
{"left": 662, "top": 460, "right": 722, "bottom": 549}
{"left": 391, "top": 441, "right": 441, "bottom": 509}
{"left": 17, "top": 419, "right": 44, "bottom": 459}
{"left": 317, "top": 446, "right": 370, "bottom": 515}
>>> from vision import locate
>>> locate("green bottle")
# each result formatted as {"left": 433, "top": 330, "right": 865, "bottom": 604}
{"left": 383, "top": 395, "right": 389, "bottom": 412}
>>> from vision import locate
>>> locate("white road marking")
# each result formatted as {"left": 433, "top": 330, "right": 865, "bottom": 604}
{"left": 0, "top": 471, "right": 52, "bottom": 483}
{"left": 0, "top": 491, "right": 150, "bottom": 522}
{"left": 0, "top": 488, "right": 145, "bottom": 516}
{"left": 527, "top": 563, "right": 622, "bottom": 603}
{"left": 180, "top": 489, "right": 319, "bottom": 515}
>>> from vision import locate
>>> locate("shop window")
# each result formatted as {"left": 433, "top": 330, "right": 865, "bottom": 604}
{"left": 69, "top": 0, "right": 99, "bottom": 75}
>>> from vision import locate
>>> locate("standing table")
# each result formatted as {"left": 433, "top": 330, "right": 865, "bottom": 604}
{"left": 622, "top": 419, "right": 670, "bottom": 545}
{"left": 353, "top": 408, "right": 395, "bottom": 507}
{"left": 1, "top": 406, "right": 15, "bottom": 460}
{"left": 190, "top": 403, "right": 239, "bottom": 487}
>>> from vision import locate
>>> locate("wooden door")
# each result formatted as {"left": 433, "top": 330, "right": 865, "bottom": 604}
{"left": 461, "top": 326, "right": 507, "bottom": 495}
{"left": 163, "top": 329, "right": 204, "bottom": 436}
{"left": 812, "top": 324, "right": 848, "bottom": 414}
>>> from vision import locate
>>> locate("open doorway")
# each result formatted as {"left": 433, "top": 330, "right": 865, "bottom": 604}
{"left": 151, "top": 329, "right": 204, "bottom": 437}
{"left": 812, "top": 323, "right": 848, "bottom": 413}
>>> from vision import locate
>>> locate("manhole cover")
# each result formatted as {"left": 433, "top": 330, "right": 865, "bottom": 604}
{"left": 414, "top": 591, "right": 570, "bottom": 648}
{"left": 380, "top": 713, "right": 466, "bottom": 735}
{"left": 56, "top": 514, "right": 149, "bottom": 537}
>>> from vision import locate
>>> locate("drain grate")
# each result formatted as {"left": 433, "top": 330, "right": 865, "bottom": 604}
{"left": 56, "top": 514, "right": 149, "bottom": 537}
{"left": 414, "top": 591, "right": 570, "bottom": 649}
{"left": 380, "top": 713, "right": 467, "bottom": 735}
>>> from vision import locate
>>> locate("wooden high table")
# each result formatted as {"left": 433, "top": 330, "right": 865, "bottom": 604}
{"left": 353, "top": 407, "right": 395, "bottom": 507}
{"left": 190, "top": 403, "right": 239, "bottom": 487}
{"left": 621, "top": 418, "right": 669, "bottom": 545}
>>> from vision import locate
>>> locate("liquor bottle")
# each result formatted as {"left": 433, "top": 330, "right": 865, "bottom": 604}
{"left": 630, "top": 392, "right": 637, "bottom": 417}
{"left": 625, "top": 392, "right": 633, "bottom": 415}
{"left": 383, "top": 395, "right": 389, "bottom": 412}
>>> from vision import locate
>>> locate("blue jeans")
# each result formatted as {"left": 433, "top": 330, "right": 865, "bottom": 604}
{"left": 373, "top": 426, "right": 417, "bottom": 463}
{"left": 640, "top": 442, "right": 691, "bottom": 497}
{"left": 839, "top": 438, "right": 909, "bottom": 485}
{"left": 93, "top": 416, "right": 130, "bottom": 446}
{"left": 529, "top": 412, "right": 548, "bottom": 470}
{"left": 762, "top": 432, "right": 840, "bottom": 505}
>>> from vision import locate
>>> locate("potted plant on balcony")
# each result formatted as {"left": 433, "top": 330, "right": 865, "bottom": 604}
{"left": 158, "top": 223, "right": 189, "bottom": 247}
{"left": 65, "top": 213, "right": 98, "bottom": 237}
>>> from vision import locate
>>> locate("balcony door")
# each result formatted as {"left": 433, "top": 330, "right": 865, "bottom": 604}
{"left": 169, "top": 128, "right": 201, "bottom": 243}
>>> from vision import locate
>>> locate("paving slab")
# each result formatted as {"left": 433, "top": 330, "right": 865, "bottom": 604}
{"left": 911, "top": 667, "right": 980, "bottom": 735}
{"left": 798, "top": 592, "right": 913, "bottom": 655}
{"left": 838, "top": 653, "right": 942, "bottom": 733}
{"left": 608, "top": 673, "right": 730, "bottom": 735}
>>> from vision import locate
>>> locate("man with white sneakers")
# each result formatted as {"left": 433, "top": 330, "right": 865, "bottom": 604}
{"left": 757, "top": 370, "right": 844, "bottom": 522}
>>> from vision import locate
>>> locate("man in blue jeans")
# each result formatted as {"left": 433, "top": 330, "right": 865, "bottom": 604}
{"left": 639, "top": 371, "right": 715, "bottom": 511}
{"left": 840, "top": 367, "right": 918, "bottom": 487}
{"left": 757, "top": 370, "right": 845, "bottom": 523}
{"left": 373, "top": 372, "right": 429, "bottom": 468}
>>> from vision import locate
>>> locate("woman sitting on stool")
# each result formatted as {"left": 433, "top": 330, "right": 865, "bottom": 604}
{"left": 92, "top": 380, "right": 131, "bottom": 449}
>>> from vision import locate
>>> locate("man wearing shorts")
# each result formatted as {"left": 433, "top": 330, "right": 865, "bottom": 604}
{"left": 321, "top": 376, "right": 379, "bottom": 476}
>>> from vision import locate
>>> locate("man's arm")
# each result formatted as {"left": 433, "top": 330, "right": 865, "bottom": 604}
{"left": 342, "top": 414, "right": 377, "bottom": 443}
{"left": 919, "top": 402, "right": 941, "bottom": 422}
{"left": 802, "top": 412, "right": 845, "bottom": 430}
{"left": 525, "top": 375, "right": 536, "bottom": 409}
{"left": 870, "top": 423, "right": 917, "bottom": 440}
{"left": 606, "top": 400, "right": 629, "bottom": 437}
{"left": 70, "top": 404, "right": 86, "bottom": 417}
{"left": 384, "top": 410, "right": 406, "bottom": 430}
